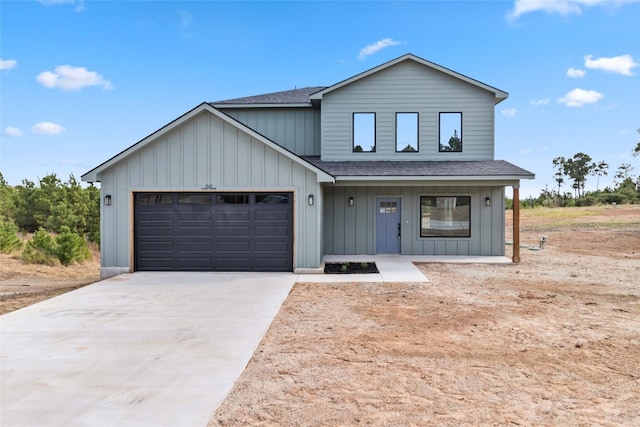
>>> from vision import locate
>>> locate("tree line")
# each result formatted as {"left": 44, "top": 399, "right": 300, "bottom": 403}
{"left": 513, "top": 135, "right": 640, "bottom": 208}
{"left": 0, "top": 172, "right": 100, "bottom": 266}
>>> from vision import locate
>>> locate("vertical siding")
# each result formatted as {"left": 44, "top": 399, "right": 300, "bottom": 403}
{"left": 221, "top": 107, "right": 321, "bottom": 155}
{"left": 99, "top": 111, "right": 324, "bottom": 270}
{"left": 323, "top": 185, "right": 505, "bottom": 256}
{"left": 320, "top": 60, "right": 496, "bottom": 161}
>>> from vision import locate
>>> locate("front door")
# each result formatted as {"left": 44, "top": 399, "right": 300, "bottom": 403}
{"left": 376, "top": 198, "right": 401, "bottom": 253}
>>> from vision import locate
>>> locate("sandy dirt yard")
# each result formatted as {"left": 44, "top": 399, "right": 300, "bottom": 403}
{"left": 0, "top": 251, "right": 99, "bottom": 315}
{"left": 211, "top": 206, "right": 640, "bottom": 426}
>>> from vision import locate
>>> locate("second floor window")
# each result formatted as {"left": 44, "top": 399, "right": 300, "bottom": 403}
{"left": 439, "top": 112, "right": 462, "bottom": 152}
{"left": 396, "top": 112, "right": 418, "bottom": 152}
{"left": 353, "top": 113, "right": 376, "bottom": 152}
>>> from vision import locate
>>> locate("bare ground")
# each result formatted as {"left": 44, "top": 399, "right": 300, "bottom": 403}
{"left": 211, "top": 206, "right": 640, "bottom": 426}
{"left": 0, "top": 251, "right": 100, "bottom": 315}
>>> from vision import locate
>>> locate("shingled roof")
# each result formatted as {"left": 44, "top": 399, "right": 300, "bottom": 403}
{"left": 301, "top": 157, "right": 535, "bottom": 180}
{"left": 212, "top": 86, "right": 326, "bottom": 106}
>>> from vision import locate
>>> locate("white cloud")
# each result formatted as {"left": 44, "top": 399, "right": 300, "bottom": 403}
{"left": 178, "top": 10, "right": 192, "bottom": 28}
{"left": 36, "top": 65, "right": 113, "bottom": 91}
{"left": 530, "top": 97, "right": 550, "bottom": 105}
{"left": 507, "top": 0, "right": 640, "bottom": 20}
{"left": 502, "top": 108, "right": 517, "bottom": 117}
{"left": 31, "top": 122, "right": 66, "bottom": 135}
{"left": 0, "top": 59, "right": 17, "bottom": 70}
{"left": 39, "top": 0, "right": 85, "bottom": 12}
{"left": 557, "top": 88, "right": 604, "bottom": 107}
{"left": 584, "top": 54, "right": 638, "bottom": 76}
{"left": 566, "top": 67, "right": 586, "bottom": 78}
{"left": 4, "top": 126, "right": 22, "bottom": 137}
{"left": 358, "top": 38, "right": 402, "bottom": 60}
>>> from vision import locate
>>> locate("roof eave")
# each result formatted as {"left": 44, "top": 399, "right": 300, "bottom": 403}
{"left": 211, "top": 102, "right": 313, "bottom": 109}
{"left": 332, "top": 175, "right": 534, "bottom": 184}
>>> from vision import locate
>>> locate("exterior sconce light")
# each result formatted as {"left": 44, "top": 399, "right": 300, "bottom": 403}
{"left": 104, "top": 195, "right": 112, "bottom": 206}
{"left": 308, "top": 194, "right": 314, "bottom": 206}
{"left": 485, "top": 197, "right": 491, "bottom": 207}
{"left": 348, "top": 197, "right": 354, "bottom": 207}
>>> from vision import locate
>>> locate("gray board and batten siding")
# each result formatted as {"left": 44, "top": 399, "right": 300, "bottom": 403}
{"left": 323, "top": 185, "right": 505, "bottom": 257}
{"left": 86, "top": 105, "right": 331, "bottom": 276}
{"left": 220, "top": 108, "right": 321, "bottom": 156}
{"left": 318, "top": 60, "right": 498, "bottom": 161}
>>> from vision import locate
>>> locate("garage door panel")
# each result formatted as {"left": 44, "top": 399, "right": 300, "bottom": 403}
{"left": 216, "top": 210, "right": 250, "bottom": 219}
{"left": 176, "top": 241, "right": 211, "bottom": 251}
{"left": 135, "top": 192, "right": 293, "bottom": 272}
{"left": 139, "top": 242, "right": 173, "bottom": 252}
{"left": 255, "top": 241, "right": 289, "bottom": 252}
{"left": 216, "top": 241, "right": 250, "bottom": 251}
{"left": 176, "top": 257, "right": 213, "bottom": 268}
{"left": 139, "top": 211, "right": 173, "bottom": 221}
{"left": 255, "top": 211, "right": 289, "bottom": 220}
{"left": 139, "top": 227, "right": 173, "bottom": 237}
{"left": 216, "top": 257, "right": 251, "bottom": 270}
{"left": 137, "top": 258, "right": 173, "bottom": 269}
{"left": 178, "top": 227, "right": 212, "bottom": 237}
{"left": 255, "top": 226, "right": 289, "bottom": 236}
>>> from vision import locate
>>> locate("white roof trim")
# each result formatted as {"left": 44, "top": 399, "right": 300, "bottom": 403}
{"left": 310, "top": 53, "right": 509, "bottom": 104}
{"left": 81, "top": 103, "right": 334, "bottom": 183}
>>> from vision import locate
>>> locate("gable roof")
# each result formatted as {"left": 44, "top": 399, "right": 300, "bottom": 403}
{"left": 211, "top": 86, "right": 326, "bottom": 108}
{"left": 302, "top": 157, "right": 534, "bottom": 182}
{"left": 81, "top": 103, "right": 334, "bottom": 183}
{"left": 309, "top": 53, "right": 509, "bottom": 104}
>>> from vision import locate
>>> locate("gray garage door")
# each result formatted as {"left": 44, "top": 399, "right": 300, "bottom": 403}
{"left": 135, "top": 192, "right": 293, "bottom": 272}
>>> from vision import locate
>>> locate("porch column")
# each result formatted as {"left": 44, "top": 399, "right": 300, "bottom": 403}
{"left": 512, "top": 186, "right": 521, "bottom": 263}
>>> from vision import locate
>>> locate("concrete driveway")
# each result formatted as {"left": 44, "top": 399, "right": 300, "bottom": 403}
{"left": 1, "top": 272, "right": 295, "bottom": 427}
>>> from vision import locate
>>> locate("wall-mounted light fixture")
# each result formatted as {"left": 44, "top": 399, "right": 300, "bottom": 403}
{"left": 485, "top": 196, "right": 491, "bottom": 207}
{"left": 348, "top": 196, "right": 355, "bottom": 207}
{"left": 308, "top": 194, "right": 314, "bottom": 206}
{"left": 104, "top": 194, "right": 112, "bottom": 206}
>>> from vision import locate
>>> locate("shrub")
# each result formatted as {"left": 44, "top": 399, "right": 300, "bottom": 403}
{"left": 0, "top": 221, "right": 22, "bottom": 253}
{"left": 22, "top": 229, "right": 58, "bottom": 266}
{"left": 55, "top": 226, "right": 91, "bottom": 266}
{"left": 575, "top": 196, "right": 598, "bottom": 207}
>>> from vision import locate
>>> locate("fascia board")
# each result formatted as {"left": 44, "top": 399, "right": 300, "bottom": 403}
{"left": 212, "top": 103, "right": 313, "bottom": 109}
{"left": 332, "top": 176, "right": 533, "bottom": 185}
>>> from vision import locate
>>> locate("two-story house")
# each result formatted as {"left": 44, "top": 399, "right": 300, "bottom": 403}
{"left": 81, "top": 54, "right": 534, "bottom": 278}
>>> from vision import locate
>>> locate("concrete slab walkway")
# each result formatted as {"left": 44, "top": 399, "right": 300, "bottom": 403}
{"left": 1, "top": 272, "right": 295, "bottom": 427}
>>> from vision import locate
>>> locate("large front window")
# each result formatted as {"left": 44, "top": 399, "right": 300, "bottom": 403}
{"left": 353, "top": 113, "right": 376, "bottom": 152}
{"left": 420, "top": 196, "right": 470, "bottom": 237}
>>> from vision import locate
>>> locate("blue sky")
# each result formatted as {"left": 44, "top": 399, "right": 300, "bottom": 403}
{"left": 1, "top": 0, "right": 639, "bottom": 199}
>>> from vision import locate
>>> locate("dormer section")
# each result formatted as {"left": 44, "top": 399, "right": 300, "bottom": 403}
{"left": 311, "top": 54, "right": 508, "bottom": 162}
